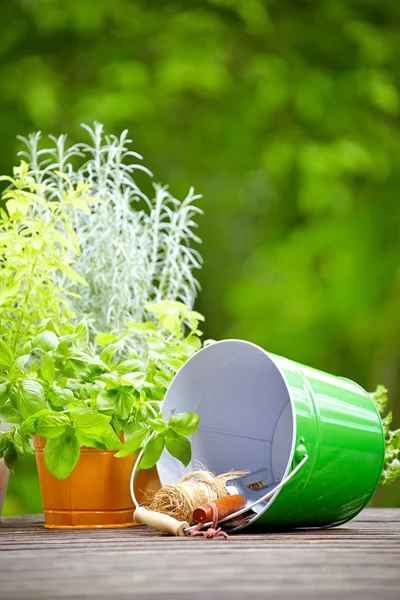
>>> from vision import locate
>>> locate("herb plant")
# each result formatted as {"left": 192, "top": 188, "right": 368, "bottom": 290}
{"left": 0, "top": 302, "right": 203, "bottom": 479}
{"left": 19, "top": 123, "right": 203, "bottom": 331}
{"left": 370, "top": 386, "right": 400, "bottom": 486}
{"left": 0, "top": 161, "right": 94, "bottom": 355}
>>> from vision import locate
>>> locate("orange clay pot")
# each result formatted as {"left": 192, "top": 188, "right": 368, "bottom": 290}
{"left": 33, "top": 435, "right": 161, "bottom": 529}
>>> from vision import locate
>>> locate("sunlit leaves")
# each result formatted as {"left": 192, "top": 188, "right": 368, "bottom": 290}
{"left": 44, "top": 434, "right": 80, "bottom": 480}
{"left": 17, "top": 379, "right": 46, "bottom": 419}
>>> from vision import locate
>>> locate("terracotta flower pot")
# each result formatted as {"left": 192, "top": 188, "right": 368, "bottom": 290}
{"left": 33, "top": 435, "right": 160, "bottom": 529}
{"left": 0, "top": 458, "right": 9, "bottom": 518}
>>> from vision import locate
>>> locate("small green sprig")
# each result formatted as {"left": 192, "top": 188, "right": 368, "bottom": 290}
{"left": 370, "top": 385, "right": 400, "bottom": 486}
{"left": 0, "top": 301, "right": 202, "bottom": 479}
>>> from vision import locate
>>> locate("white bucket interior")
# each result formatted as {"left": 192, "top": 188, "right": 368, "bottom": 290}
{"left": 158, "top": 340, "right": 295, "bottom": 511}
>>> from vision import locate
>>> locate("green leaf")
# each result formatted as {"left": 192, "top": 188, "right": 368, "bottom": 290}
{"left": 0, "top": 339, "right": 14, "bottom": 369}
{"left": 44, "top": 433, "right": 80, "bottom": 479}
{"left": 95, "top": 332, "right": 117, "bottom": 346}
{"left": 6, "top": 197, "right": 30, "bottom": 216}
{"left": 115, "top": 390, "right": 134, "bottom": 420}
{"left": 166, "top": 430, "right": 192, "bottom": 467}
{"left": 168, "top": 412, "right": 200, "bottom": 436}
{"left": 10, "top": 355, "right": 30, "bottom": 378}
{"left": 36, "top": 413, "right": 71, "bottom": 439}
{"left": 0, "top": 400, "right": 20, "bottom": 423}
{"left": 98, "top": 426, "right": 123, "bottom": 450}
{"left": 3, "top": 442, "right": 18, "bottom": 471}
{"left": 120, "top": 371, "right": 146, "bottom": 388}
{"left": 56, "top": 262, "right": 88, "bottom": 286}
{"left": 101, "top": 373, "right": 120, "bottom": 390}
{"left": 70, "top": 407, "right": 111, "bottom": 437}
{"left": 31, "top": 331, "right": 59, "bottom": 352}
{"left": 148, "top": 417, "right": 167, "bottom": 433}
{"left": 100, "top": 343, "right": 121, "bottom": 364}
{"left": 0, "top": 282, "right": 20, "bottom": 306}
{"left": 52, "top": 229, "right": 78, "bottom": 254}
{"left": 77, "top": 426, "right": 122, "bottom": 451}
{"left": 0, "top": 382, "right": 9, "bottom": 407}
{"left": 19, "top": 409, "right": 54, "bottom": 436}
{"left": 12, "top": 429, "right": 25, "bottom": 455}
{"left": 137, "top": 433, "right": 165, "bottom": 471}
{"left": 115, "top": 425, "right": 149, "bottom": 458}
{"left": 0, "top": 432, "right": 10, "bottom": 454}
{"left": 46, "top": 385, "right": 73, "bottom": 407}
{"left": 41, "top": 353, "right": 55, "bottom": 383}
{"left": 17, "top": 379, "right": 46, "bottom": 419}
{"left": 116, "top": 359, "right": 145, "bottom": 375}
{"left": 96, "top": 388, "right": 116, "bottom": 414}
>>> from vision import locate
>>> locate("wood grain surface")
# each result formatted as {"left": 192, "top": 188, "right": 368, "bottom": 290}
{"left": 1, "top": 509, "right": 399, "bottom": 600}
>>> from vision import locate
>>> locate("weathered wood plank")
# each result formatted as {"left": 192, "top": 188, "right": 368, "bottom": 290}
{"left": 0, "top": 509, "right": 399, "bottom": 600}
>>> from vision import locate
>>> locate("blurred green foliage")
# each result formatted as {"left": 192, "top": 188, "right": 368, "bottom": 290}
{"left": 1, "top": 0, "right": 399, "bottom": 512}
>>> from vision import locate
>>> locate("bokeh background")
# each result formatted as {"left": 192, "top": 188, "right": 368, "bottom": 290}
{"left": 1, "top": 0, "right": 399, "bottom": 513}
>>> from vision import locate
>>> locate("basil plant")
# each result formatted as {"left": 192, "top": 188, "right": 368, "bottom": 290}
{"left": 0, "top": 302, "right": 203, "bottom": 479}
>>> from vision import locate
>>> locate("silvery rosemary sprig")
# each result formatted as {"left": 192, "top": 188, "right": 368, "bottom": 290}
{"left": 18, "top": 123, "right": 203, "bottom": 332}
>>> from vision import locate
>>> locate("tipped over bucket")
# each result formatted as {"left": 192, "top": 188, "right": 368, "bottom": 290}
{"left": 157, "top": 340, "right": 385, "bottom": 531}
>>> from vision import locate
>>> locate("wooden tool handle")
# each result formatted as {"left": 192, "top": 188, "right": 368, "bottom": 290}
{"left": 134, "top": 507, "right": 189, "bottom": 537}
{"left": 193, "top": 494, "right": 246, "bottom": 524}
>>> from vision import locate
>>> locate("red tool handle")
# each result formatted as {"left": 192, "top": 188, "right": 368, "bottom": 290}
{"left": 193, "top": 494, "right": 246, "bottom": 524}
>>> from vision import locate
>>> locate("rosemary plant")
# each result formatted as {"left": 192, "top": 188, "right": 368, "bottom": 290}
{"left": 18, "top": 123, "right": 203, "bottom": 332}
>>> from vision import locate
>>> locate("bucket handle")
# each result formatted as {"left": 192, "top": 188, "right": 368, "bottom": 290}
{"left": 184, "top": 452, "right": 309, "bottom": 533}
{"left": 130, "top": 433, "right": 309, "bottom": 534}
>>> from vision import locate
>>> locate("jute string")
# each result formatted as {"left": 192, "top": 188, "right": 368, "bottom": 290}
{"left": 149, "top": 470, "right": 247, "bottom": 525}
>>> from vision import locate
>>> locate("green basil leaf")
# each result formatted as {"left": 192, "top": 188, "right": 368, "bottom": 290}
{"left": 45, "top": 384, "right": 72, "bottom": 407}
{"left": 168, "top": 412, "right": 200, "bottom": 436}
{"left": 36, "top": 413, "right": 71, "bottom": 439}
{"left": 17, "top": 379, "right": 46, "bottom": 419}
{"left": 0, "top": 339, "right": 14, "bottom": 369}
{"left": 148, "top": 418, "right": 167, "bottom": 433}
{"left": 96, "top": 389, "right": 116, "bottom": 413}
{"left": 115, "top": 390, "right": 134, "bottom": 420}
{"left": 44, "top": 433, "right": 80, "bottom": 480}
{"left": 0, "top": 382, "right": 10, "bottom": 408}
{"left": 0, "top": 432, "right": 11, "bottom": 453}
{"left": 70, "top": 406, "right": 110, "bottom": 437}
{"left": 0, "top": 400, "right": 20, "bottom": 423}
{"left": 116, "top": 359, "right": 144, "bottom": 375}
{"left": 75, "top": 425, "right": 122, "bottom": 451}
{"left": 119, "top": 372, "right": 146, "bottom": 388}
{"left": 101, "top": 373, "right": 120, "bottom": 390}
{"left": 57, "top": 376, "right": 68, "bottom": 388}
{"left": 115, "top": 425, "right": 149, "bottom": 458}
{"left": 137, "top": 433, "right": 165, "bottom": 471}
{"left": 99, "top": 426, "right": 122, "bottom": 451}
{"left": 3, "top": 442, "right": 18, "bottom": 471}
{"left": 75, "top": 431, "right": 107, "bottom": 450}
{"left": 100, "top": 342, "right": 121, "bottom": 364}
{"left": 166, "top": 431, "right": 192, "bottom": 467}
{"left": 19, "top": 409, "right": 54, "bottom": 436}
{"left": 111, "top": 415, "right": 122, "bottom": 436}
{"left": 10, "top": 355, "right": 30, "bottom": 377}
{"left": 41, "top": 353, "right": 55, "bottom": 383}
{"left": 31, "top": 331, "right": 59, "bottom": 352}
{"left": 12, "top": 430, "right": 24, "bottom": 455}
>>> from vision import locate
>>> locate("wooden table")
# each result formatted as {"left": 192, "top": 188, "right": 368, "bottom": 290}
{"left": 1, "top": 509, "right": 399, "bottom": 600}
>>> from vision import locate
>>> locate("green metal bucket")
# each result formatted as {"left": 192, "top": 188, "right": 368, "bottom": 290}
{"left": 157, "top": 340, "right": 385, "bottom": 531}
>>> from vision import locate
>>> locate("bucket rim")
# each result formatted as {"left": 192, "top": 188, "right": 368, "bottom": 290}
{"left": 159, "top": 338, "right": 297, "bottom": 526}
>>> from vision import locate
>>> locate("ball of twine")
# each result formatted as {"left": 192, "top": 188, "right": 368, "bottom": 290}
{"left": 149, "top": 470, "right": 247, "bottom": 524}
